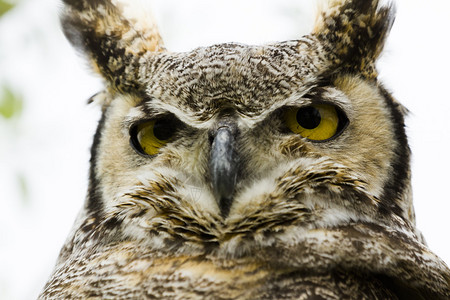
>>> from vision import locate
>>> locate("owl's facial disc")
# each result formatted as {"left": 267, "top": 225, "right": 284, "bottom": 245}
{"left": 209, "top": 122, "right": 239, "bottom": 217}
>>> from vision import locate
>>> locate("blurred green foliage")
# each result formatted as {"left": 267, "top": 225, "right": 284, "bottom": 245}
{"left": 1, "top": 0, "right": 22, "bottom": 119}
{"left": 0, "top": 85, "right": 23, "bottom": 119}
{"left": 0, "top": 0, "right": 14, "bottom": 17}
{"left": 17, "top": 172, "right": 30, "bottom": 204}
{"left": 0, "top": 0, "right": 29, "bottom": 207}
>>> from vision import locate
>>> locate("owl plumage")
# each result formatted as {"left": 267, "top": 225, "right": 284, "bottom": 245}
{"left": 40, "top": 0, "right": 450, "bottom": 299}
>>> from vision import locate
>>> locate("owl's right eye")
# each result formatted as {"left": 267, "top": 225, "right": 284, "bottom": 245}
{"left": 129, "top": 118, "right": 178, "bottom": 156}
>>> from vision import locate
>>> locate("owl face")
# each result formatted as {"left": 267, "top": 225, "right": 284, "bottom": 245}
{"left": 39, "top": 1, "right": 450, "bottom": 298}
{"left": 62, "top": 0, "right": 412, "bottom": 253}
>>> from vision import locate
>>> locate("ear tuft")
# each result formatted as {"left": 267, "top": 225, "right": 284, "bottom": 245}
{"left": 61, "top": 0, "right": 165, "bottom": 92}
{"left": 313, "top": 0, "right": 395, "bottom": 78}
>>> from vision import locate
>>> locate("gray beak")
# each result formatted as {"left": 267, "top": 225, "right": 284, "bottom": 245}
{"left": 209, "top": 124, "right": 239, "bottom": 217}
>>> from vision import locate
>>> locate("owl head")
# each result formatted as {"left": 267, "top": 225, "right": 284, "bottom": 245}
{"left": 59, "top": 0, "right": 418, "bottom": 245}
{"left": 46, "top": 0, "right": 450, "bottom": 297}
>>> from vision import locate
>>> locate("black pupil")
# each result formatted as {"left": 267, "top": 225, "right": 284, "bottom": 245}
{"left": 153, "top": 119, "right": 175, "bottom": 141}
{"left": 297, "top": 106, "right": 321, "bottom": 129}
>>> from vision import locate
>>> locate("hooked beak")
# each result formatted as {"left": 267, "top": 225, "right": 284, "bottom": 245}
{"left": 209, "top": 124, "right": 239, "bottom": 217}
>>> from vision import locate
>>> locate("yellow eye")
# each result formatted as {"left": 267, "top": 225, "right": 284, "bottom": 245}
{"left": 284, "top": 104, "right": 345, "bottom": 141}
{"left": 130, "top": 119, "right": 177, "bottom": 156}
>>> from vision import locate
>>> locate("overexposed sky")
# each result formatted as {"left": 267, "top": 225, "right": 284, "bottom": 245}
{"left": 0, "top": 0, "right": 449, "bottom": 299}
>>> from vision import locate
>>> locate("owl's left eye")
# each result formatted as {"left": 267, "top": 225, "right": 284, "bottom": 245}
{"left": 284, "top": 103, "right": 348, "bottom": 141}
{"left": 130, "top": 118, "right": 178, "bottom": 156}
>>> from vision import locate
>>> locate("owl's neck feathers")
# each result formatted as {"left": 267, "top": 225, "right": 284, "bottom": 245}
{"left": 71, "top": 177, "right": 449, "bottom": 297}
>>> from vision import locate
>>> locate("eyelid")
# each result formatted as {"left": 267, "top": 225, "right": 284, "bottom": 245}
{"left": 286, "top": 98, "right": 350, "bottom": 124}
{"left": 124, "top": 109, "right": 176, "bottom": 131}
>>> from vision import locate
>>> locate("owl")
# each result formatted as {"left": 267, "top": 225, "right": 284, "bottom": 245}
{"left": 40, "top": 0, "right": 450, "bottom": 299}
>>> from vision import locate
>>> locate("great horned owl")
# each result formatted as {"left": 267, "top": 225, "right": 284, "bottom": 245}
{"left": 40, "top": 0, "right": 450, "bottom": 299}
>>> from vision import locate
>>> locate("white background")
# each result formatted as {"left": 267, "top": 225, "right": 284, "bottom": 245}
{"left": 0, "top": 0, "right": 448, "bottom": 299}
